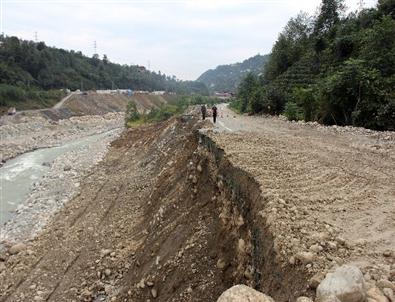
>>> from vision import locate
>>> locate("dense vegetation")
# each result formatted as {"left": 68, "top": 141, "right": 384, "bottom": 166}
{"left": 197, "top": 54, "right": 270, "bottom": 93}
{"left": 125, "top": 95, "right": 221, "bottom": 127}
{"left": 234, "top": 0, "right": 395, "bottom": 130}
{"left": 0, "top": 35, "right": 208, "bottom": 110}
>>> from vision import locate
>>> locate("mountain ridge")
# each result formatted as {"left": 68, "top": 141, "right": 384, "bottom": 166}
{"left": 197, "top": 54, "right": 270, "bottom": 93}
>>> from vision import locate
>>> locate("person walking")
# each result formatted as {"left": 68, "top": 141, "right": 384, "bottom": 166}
{"left": 212, "top": 105, "right": 218, "bottom": 124}
{"left": 201, "top": 104, "right": 207, "bottom": 120}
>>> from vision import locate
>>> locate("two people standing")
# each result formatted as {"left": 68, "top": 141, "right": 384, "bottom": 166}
{"left": 201, "top": 105, "right": 218, "bottom": 123}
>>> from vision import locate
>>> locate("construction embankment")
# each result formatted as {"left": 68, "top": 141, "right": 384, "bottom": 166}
{"left": 0, "top": 111, "right": 394, "bottom": 301}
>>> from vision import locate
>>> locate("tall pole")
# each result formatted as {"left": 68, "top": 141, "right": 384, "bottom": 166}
{"left": 93, "top": 40, "right": 97, "bottom": 56}
{"left": 81, "top": 79, "right": 83, "bottom": 91}
{"left": 34, "top": 31, "right": 38, "bottom": 42}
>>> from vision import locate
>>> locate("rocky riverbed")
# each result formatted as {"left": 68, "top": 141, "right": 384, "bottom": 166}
{"left": 0, "top": 112, "right": 124, "bottom": 246}
{"left": 0, "top": 112, "right": 124, "bottom": 164}
{"left": 0, "top": 128, "right": 122, "bottom": 245}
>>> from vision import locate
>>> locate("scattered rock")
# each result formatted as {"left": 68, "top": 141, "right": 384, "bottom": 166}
{"left": 217, "top": 285, "right": 274, "bottom": 302}
{"left": 296, "top": 252, "right": 315, "bottom": 264}
{"left": 42, "top": 161, "right": 51, "bottom": 167}
{"left": 382, "top": 288, "right": 394, "bottom": 302}
{"left": 146, "top": 281, "right": 154, "bottom": 287}
{"left": 9, "top": 243, "right": 27, "bottom": 255}
{"left": 100, "top": 249, "right": 112, "bottom": 257}
{"left": 63, "top": 165, "right": 72, "bottom": 171}
{"left": 317, "top": 265, "right": 366, "bottom": 302}
{"left": 0, "top": 262, "right": 6, "bottom": 272}
{"left": 309, "top": 272, "right": 326, "bottom": 289}
{"left": 216, "top": 258, "right": 226, "bottom": 269}
{"left": 377, "top": 280, "right": 395, "bottom": 291}
{"left": 151, "top": 288, "right": 158, "bottom": 298}
{"left": 297, "top": 297, "right": 314, "bottom": 302}
{"left": 367, "top": 287, "right": 389, "bottom": 302}
{"left": 310, "top": 244, "right": 323, "bottom": 253}
{"left": 104, "top": 269, "right": 111, "bottom": 277}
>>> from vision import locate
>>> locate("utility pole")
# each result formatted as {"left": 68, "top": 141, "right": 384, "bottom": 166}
{"left": 93, "top": 40, "right": 97, "bottom": 56}
{"left": 147, "top": 60, "right": 151, "bottom": 70}
{"left": 81, "top": 79, "right": 83, "bottom": 91}
{"left": 34, "top": 31, "right": 38, "bottom": 42}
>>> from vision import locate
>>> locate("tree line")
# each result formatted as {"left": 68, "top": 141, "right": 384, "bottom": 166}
{"left": 0, "top": 36, "right": 208, "bottom": 110}
{"left": 233, "top": 0, "right": 394, "bottom": 130}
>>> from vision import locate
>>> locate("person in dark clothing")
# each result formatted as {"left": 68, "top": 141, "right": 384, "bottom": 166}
{"left": 201, "top": 105, "right": 207, "bottom": 120}
{"left": 212, "top": 105, "right": 218, "bottom": 123}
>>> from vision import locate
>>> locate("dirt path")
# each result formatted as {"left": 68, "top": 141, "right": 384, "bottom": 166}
{"left": 209, "top": 104, "right": 395, "bottom": 283}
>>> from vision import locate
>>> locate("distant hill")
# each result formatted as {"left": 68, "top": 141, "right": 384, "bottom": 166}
{"left": 0, "top": 35, "right": 209, "bottom": 111}
{"left": 197, "top": 54, "right": 270, "bottom": 93}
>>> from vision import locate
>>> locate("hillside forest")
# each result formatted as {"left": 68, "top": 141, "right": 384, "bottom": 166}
{"left": 0, "top": 36, "right": 208, "bottom": 110}
{"left": 197, "top": 54, "right": 270, "bottom": 93}
{"left": 233, "top": 0, "right": 395, "bottom": 130}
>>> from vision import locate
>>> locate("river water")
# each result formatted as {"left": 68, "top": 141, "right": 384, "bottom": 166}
{"left": 0, "top": 130, "right": 116, "bottom": 226}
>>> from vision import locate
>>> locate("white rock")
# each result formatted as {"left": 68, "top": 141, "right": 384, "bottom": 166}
{"left": 367, "top": 287, "right": 389, "bottom": 302}
{"left": 217, "top": 285, "right": 274, "bottom": 302}
{"left": 297, "top": 297, "right": 314, "bottom": 302}
{"left": 9, "top": 243, "right": 27, "bottom": 255}
{"left": 382, "top": 288, "right": 394, "bottom": 302}
{"left": 296, "top": 252, "right": 315, "bottom": 264}
{"left": 377, "top": 280, "right": 395, "bottom": 291}
{"left": 317, "top": 265, "right": 366, "bottom": 302}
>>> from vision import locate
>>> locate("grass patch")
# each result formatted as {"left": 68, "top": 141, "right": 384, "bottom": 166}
{"left": 125, "top": 94, "right": 222, "bottom": 127}
{"left": 228, "top": 99, "right": 243, "bottom": 114}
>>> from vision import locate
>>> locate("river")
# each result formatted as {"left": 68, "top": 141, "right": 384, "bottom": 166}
{"left": 0, "top": 130, "right": 118, "bottom": 227}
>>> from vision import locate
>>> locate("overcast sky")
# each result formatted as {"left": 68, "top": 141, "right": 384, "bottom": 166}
{"left": 1, "top": 0, "right": 377, "bottom": 80}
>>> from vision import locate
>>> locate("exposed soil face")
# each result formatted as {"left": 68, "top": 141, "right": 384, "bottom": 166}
{"left": 0, "top": 117, "right": 233, "bottom": 301}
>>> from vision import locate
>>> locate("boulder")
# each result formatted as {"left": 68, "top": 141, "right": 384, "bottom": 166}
{"left": 217, "top": 285, "right": 275, "bottom": 302}
{"left": 317, "top": 265, "right": 367, "bottom": 302}
{"left": 9, "top": 243, "right": 27, "bottom": 255}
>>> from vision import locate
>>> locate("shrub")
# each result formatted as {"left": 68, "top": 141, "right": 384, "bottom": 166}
{"left": 284, "top": 101, "right": 303, "bottom": 121}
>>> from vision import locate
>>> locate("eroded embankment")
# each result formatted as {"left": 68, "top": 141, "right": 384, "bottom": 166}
{"left": 113, "top": 123, "right": 310, "bottom": 301}
{"left": 197, "top": 131, "right": 310, "bottom": 300}
{"left": 0, "top": 116, "right": 307, "bottom": 302}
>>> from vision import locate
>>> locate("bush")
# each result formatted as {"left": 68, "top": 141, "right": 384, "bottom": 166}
{"left": 292, "top": 87, "right": 318, "bottom": 121}
{"left": 284, "top": 101, "right": 303, "bottom": 121}
{"left": 125, "top": 101, "right": 140, "bottom": 125}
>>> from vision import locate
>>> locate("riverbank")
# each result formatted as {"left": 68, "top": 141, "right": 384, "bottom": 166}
{"left": 0, "top": 112, "right": 124, "bottom": 164}
{"left": 0, "top": 128, "right": 122, "bottom": 245}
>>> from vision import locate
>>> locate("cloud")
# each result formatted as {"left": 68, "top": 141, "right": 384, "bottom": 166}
{"left": 2, "top": 0, "right": 378, "bottom": 80}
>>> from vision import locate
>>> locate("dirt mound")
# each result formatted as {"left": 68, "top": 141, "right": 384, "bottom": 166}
{"left": 1, "top": 93, "right": 176, "bottom": 125}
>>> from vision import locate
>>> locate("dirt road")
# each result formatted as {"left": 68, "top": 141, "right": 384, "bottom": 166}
{"left": 210, "top": 104, "right": 395, "bottom": 282}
